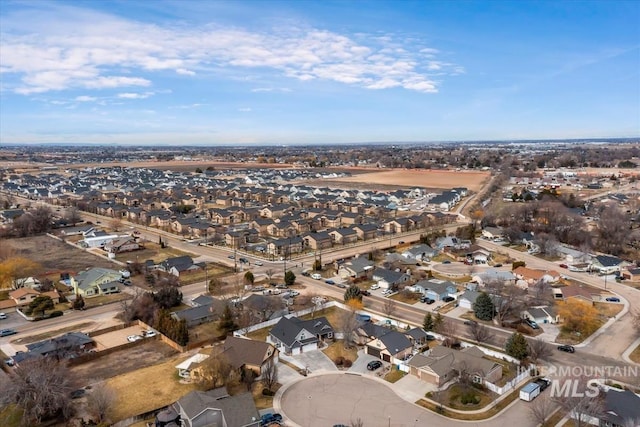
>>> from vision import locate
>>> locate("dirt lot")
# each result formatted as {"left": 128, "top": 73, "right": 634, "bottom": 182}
{"left": 92, "top": 325, "right": 153, "bottom": 350}
{"left": 70, "top": 340, "right": 178, "bottom": 386}
{"left": 2, "top": 235, "right": 116, "bottom": 276}
{"left": 114, "top": 242, "right": 195, "bottom": 264}
{"left": 323, "top": 169, "right": 491, "bottom": 192}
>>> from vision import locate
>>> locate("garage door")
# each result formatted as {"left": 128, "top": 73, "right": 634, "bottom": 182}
{"left": 367, "top": 346, "right": 381, "bottom": 359}
{"left": 382, "top": 353, "right": 391, "bottom": 362}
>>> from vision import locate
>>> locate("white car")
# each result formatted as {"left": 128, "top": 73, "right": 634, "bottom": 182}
{"left": 311, "top": 273, "right": 322, "bottom": 280}
{"left": 127, "top": 335, "right": 142, "bottom": 342}
{"left": 142, "top": 330, "right": 157, "bottom": 338}
{"left": 0, "top": 313, "right": 7, "bottom": 320}
{"left": 370, "top": 284, "right": 380, "bottom": 290}
{"left": 254, "top": 261, "right": 264, "bottom": 266}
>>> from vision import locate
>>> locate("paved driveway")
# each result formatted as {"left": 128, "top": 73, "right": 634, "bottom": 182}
{"left": 348, "top": 349, "right": 388, "bottom": 375}
{"left": 277, "top": 373, "right": 538, "bottom": 427}
{"left": 286, "top": 349, "right": 338, "bottom": 374}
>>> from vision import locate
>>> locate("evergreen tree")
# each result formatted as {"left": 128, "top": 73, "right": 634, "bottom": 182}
{"left": 244, "top": 271, "right": 254, "bottom": 286}
{"left": 473, "top": 292, "right": 495, "bottom": 321}
{"left": 433, "top": 312, "right": 444, "bottom": 331}
{"left": 72, "top": 294, "right": 85, "bottom": 310}
{"left": 505, "top": 332, "right": 529, "bottom": 360}
{"left": 284, "top": 271, "right": 296, "bottom": 287}
{"left": 344, "top": 285, "right": 362, "bottom": 303}
{"left": 219, "top": 304, "right": 238, "bottom": 335}
{"left": 423, "top": 312, "right": 434, "bottom": 331}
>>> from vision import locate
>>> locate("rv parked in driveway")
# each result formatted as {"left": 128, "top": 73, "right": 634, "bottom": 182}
{"left": 520, "top": 382, "right": 541, "bottom": 402}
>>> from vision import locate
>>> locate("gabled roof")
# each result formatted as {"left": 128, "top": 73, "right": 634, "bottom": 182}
{"left": 222, "top": 336, "right": 275, "bottom": 369}
{"left": 175, "top": 389, "right": 260, "bottom": 427}
{"left": 372, "top": 267, "right": 407, "bottom": 284}
{"left": 161, "top": 255, "right": 194, "bottom": 272}
{"left": 594, "top": 255, "right": 624, "bottom": 267}
{"left": 377, "top": 330, "right": 412, "bottom": 355}
{"left": 602, "top": 389, "right": 640, "bottom": 425}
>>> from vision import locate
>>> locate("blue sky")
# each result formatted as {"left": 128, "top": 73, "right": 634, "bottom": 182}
{"left": 0, "top": 0, "right": 638, "bottom": 145}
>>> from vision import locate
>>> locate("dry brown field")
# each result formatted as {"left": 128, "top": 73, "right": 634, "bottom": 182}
{"left": 324, "top": 169, "right": 491, "bottom": 192}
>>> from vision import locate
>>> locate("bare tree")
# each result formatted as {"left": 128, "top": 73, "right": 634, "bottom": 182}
{"left": 529, "top": 395, "right": 557, "bottom": 426}
{"left": 469, "top": 322, "right": 494, "bottom": 344}
{"left": 350, "top": 418, "right": 364, "bottom": 427}
{"left": 530, "top": 279, "right": 554, "bottom": 305}
{"left": 65, "top": 207, "right": 82, "bottom": 226}
{"left": 554, "top": 377, "right": 604, "bottom": 427}
{"left": 528, "top": 338, "right": 553, "bottom": 363}
{"left": 86, "top": 382, "right": 116, "bottom": 423}
{"left": 0, "top": 356, "right": 73, "bottom": 426}
{"left": 265, "top": 268, "right": 276, "bottom": 284}
{"left": 485, "top": 281, "right": 526, "bottom": 324}
{"left": 198, "top": 352, "right": 234, "bottom": 390}
{"left": 439, "top": 318, "right": 460, "bottom": 348}
{"left": 261, "top": 358, "right": 278, "bottom": 392}
{"left": 339, "top": 308, "right": 361, "bottom": 349}
{"left": 382, "top": 298, "right": 397, "bottom": 318}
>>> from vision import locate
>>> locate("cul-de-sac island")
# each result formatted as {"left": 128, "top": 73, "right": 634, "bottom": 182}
{"left": 0, "top": 142, "right": 639, "bottom": 427}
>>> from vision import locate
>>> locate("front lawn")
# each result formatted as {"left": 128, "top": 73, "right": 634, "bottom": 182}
{"left": 384, "top": 366, "right": 406, "bottom": 383}
{"left": 322, "top": 340, "right": 358, "bottom": 366}
{"left": 445, "top": 384, "right": 496, "bottom": 410}
{"left": 390, "top": 291, "right": 421, "bottom": 304}
{"left": 629, "top": 343, "right": 640, "bottom": 364}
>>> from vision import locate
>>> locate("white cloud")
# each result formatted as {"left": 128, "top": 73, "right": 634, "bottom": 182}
{"left": 0, "top": 4, "right": 461, "bottom": 95}
{"left": 238, "top": 107, "right": 252, "bottom": 112}
{"left": 75, "top": 95, "right": 96, "bottom": 102}
{"left": 176, "top": 68, "right": 196, "bottom": 76}
{"left": 117, "top": 91, "right": 154, "bottom": 99}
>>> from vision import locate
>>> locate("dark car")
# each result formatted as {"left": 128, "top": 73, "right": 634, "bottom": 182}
{"left": 535, "top": 378, "right": 551, "bottom": 391}
{"left": 605, "top": 297, "right": 621, "bottom": 302}
{"left": 494, "top": 263, "right": 503, "bottom": 267}
{"left": 442, "top": 296, "right": 455, "bottom": 303}
{"left": 0, "top": 329, "right": 17, "bottom": 337}
{"left": 559, "top": 263, "right": 569, "bottom": 269}
{"left": 442, "top": 260, "right": 451, "bottom": 264}
{"left": 425, "top": 298, "right": 435, "bottom": 304}
{"left": 260, "top": 413, "right": 282, "bottom": 426}
{"left": 238, "top": 257, "right": 249, "bottom": 264}
{"left": 426, "top": 334, "right": 436, "bottom": 341}
{"left": 301, "top": 271, "right": 311, "bottom": 277}
{"left": 367, "top": 360, "right": 383, "bottom": 371}
{"left": 325, "top": 279, "right": 335, "bottom": 285}
{"left": 227, "top": 254, "right": 235, "bottom": 259}
{"left": 524, "top": 318, "right": 540, "bottom": 329}
{"left": 359, "top": 289, "right": 371, "bottom": 296}
{"left": 558, "top": 345, "right": 575, "bottom": 353}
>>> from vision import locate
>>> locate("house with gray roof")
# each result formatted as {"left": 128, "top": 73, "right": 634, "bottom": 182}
{"left": 338, "top": 256, "right": 375, "bottom": 279}
{"left": 172, "top": 299, "right": 225, "bottom": 327}
{"left": 364, "top": 328, "right": 413, "bottom": 362}
{"left": 71, "top": 267, "right": 122, "bottom": 298}
{"left": 595, "top": 389, "right": 640, "bottom": 427}
{"left": 161, "top": 388, "right": 260, "bottom": 427}
{"left": 372, "top": 267, "right": 410, "bottom": 290}
{"left": 159, "top": 256, "right": 201, "bottom": 277}
{"left": 268, "top": 315, "right": 334, "bottom": 355}
{"left": 12, "top": 332, "right": 95, "bottom": 365}
{"left": 415, "top": 279, "right": 457, "bottom": 302}
{"left": 402, "top": 244, "right": 439, "bottom": 262}
{"left": 408, "top": 345, "right": 503, "bottom": 387}
{"left": 458, "top": 290, "right": 482, "bottom": 310}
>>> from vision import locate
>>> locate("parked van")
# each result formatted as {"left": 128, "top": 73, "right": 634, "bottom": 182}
{"left": 311, "top": 273, "right": 322, "bottom": 280}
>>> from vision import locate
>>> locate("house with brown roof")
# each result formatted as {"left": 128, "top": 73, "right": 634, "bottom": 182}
{"left": 513, "top": 266, "right": 560, "bottom": 288}
{"left": 9, "top": 288, "right": 41, "bottom": 306}
{"left": 554, "top": 284, "right": 596, "bottom": 303}
{"left": 222, "top": 336, "right": 279, "bottom": 376}
{"left": 408, "top": 345, "right": 503, "bottom": 387}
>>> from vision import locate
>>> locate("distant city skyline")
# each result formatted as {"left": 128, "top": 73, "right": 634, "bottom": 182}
{"left": 1, "top": 0, "right": 638, "bottom": 145}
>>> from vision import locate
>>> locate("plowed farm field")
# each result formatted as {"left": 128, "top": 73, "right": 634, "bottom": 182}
{"left": 325, "top": 169, "right": 491, "bottom": 191}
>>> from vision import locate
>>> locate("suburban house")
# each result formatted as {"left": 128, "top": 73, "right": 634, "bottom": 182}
{"left": 554, "top": 284, "right": 597, "bottom": 303}
{"left": 402, "top": 244, "right": 438, "bottom": 262}
{"left": 103, "top": 236, "right": 140, "bottom": 253}
{"left": 11, "top": 276, "right": 41, "bottom": 289}
{"left": 71, "top": 267, "right": 122, "bottom": 298}
{"left": 513, "top": 266, "right": 560, "bottom": 287}
{"left": 11, "top": 332, "right": 95, "bottom": 365}
{"left": 371, "top": 267, "right": 411, "bottom": 290}
{"left": 458, "top": 290, "right": 481, "bottom": 310}
{"left": 156, "top": 388, "right": 260, "bottom": 427}
{"left": 337, "top": 256, "right": 375, "bottom": 280}
{"left": 222, "top": 336, "right": 279, "bottom": 375}
{"left": 418, "top": 279, "right": 458, "bottom": 302}
{"left": 361, "top": 323, "right": 413, "bottom": 362}
{"left": 621, "top": 267, "right": 640, "bottom": 282}
{"left": 406, "top": 327, "right": 431, "bottom": 348}
{"left": 521, "top": 306, "right": 559, "bottom": 324}
{"left": 593, "top": 388, "right": 640, "bottom": 427}
{"left": 9, "top": 288, "right": 60, "bottom": 307}
{"left": 268, "top": 315, "right": 334, "bottom": 355}
{"left": 175, "top": 349, "right": 213, "bottom": 380}
{"left": 481, "top": 226, "right": 504, "bottom": 240}
{"left": 159, "top": 256, "right": 202, "bottom": 277}
{"left": 408, "top": 345, "right": 503, "bottom": 387}
{"left": 172, "top": 298, "right": 225, "bottom": 327}
{"left": 590, "top": 255, "right": 626, "bottom": 275}
{"left": 472, "top": 269, "right": 516, "bottom": 286}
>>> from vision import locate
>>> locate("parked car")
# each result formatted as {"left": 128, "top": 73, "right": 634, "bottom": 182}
{"left": 325, "top": 279, "right": 335, "bottom": 285}
{"left": 4, "top": 358, "right": 14, "bottom": 366}
{"left": 442, "top": 296, "right": 455, "bottom": 303}
{"left": 557, "top": 345, "right": 575, "bottom": 353}
{"left": 0, "top": 313, "right": 7, "bottom": 320}
{"left": 127, "top": 335, "right": 142, "bottom": 342}
{"left": 370, "top": 284, "right": 380, "bottom": 290}
{"left": 336, "top": 283, "right": 347, "bottom": 288}
{"left": 367, "top": 360, "right": 383, "bottom": 371}
{"left": 122, "top": 279, "right": 132, "bottom": 286}
{"left": 254, "top": 261, "right": 264, "bottom": 266}
{"left": 382, "top": 289, "right": 393, "bottom": 296}
{"left": 0, "top": 329, "right": 17, "bottom": 337}
{"left": 359, "top": 289, "right": 371, "bottom": 296}
{"left": 524, "top": 318, "right": 540, "bottom": 329}
{"left": 289, "top": 290, "right": 300, "bottom": 297}
{"left": 494, "top": 263, "right": 503, "bottom": 267}
{"left": 301, "top": 271, "right": 311, "bottom": 277}
{"left": 311, "top": 273, "right": 322, "bottom": 280}
{"left": 535, "top": 377, "right": 551, "bottom": 391}
{"left": 238, "top": 257, "right": 249, "bottom": 264}
{"left": 425, "top": 298, "right": 435, "bottom": 304}
{"left": 142, "top": 330, "right": 157, "bottom": 338}
{"left": 606, "top": 297, "right": 621, "bottom": 302}
{"left": 260, "top": 413, "right": 282, "bottom": 426}
{"left": 559, "top": 263, "right": 568, "bottom": 269}
{"left": 227, "top": 254, "right": 235, "bottom": 259}
{"left": 442, "top": 260, "right": 451, "bottom": 264}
